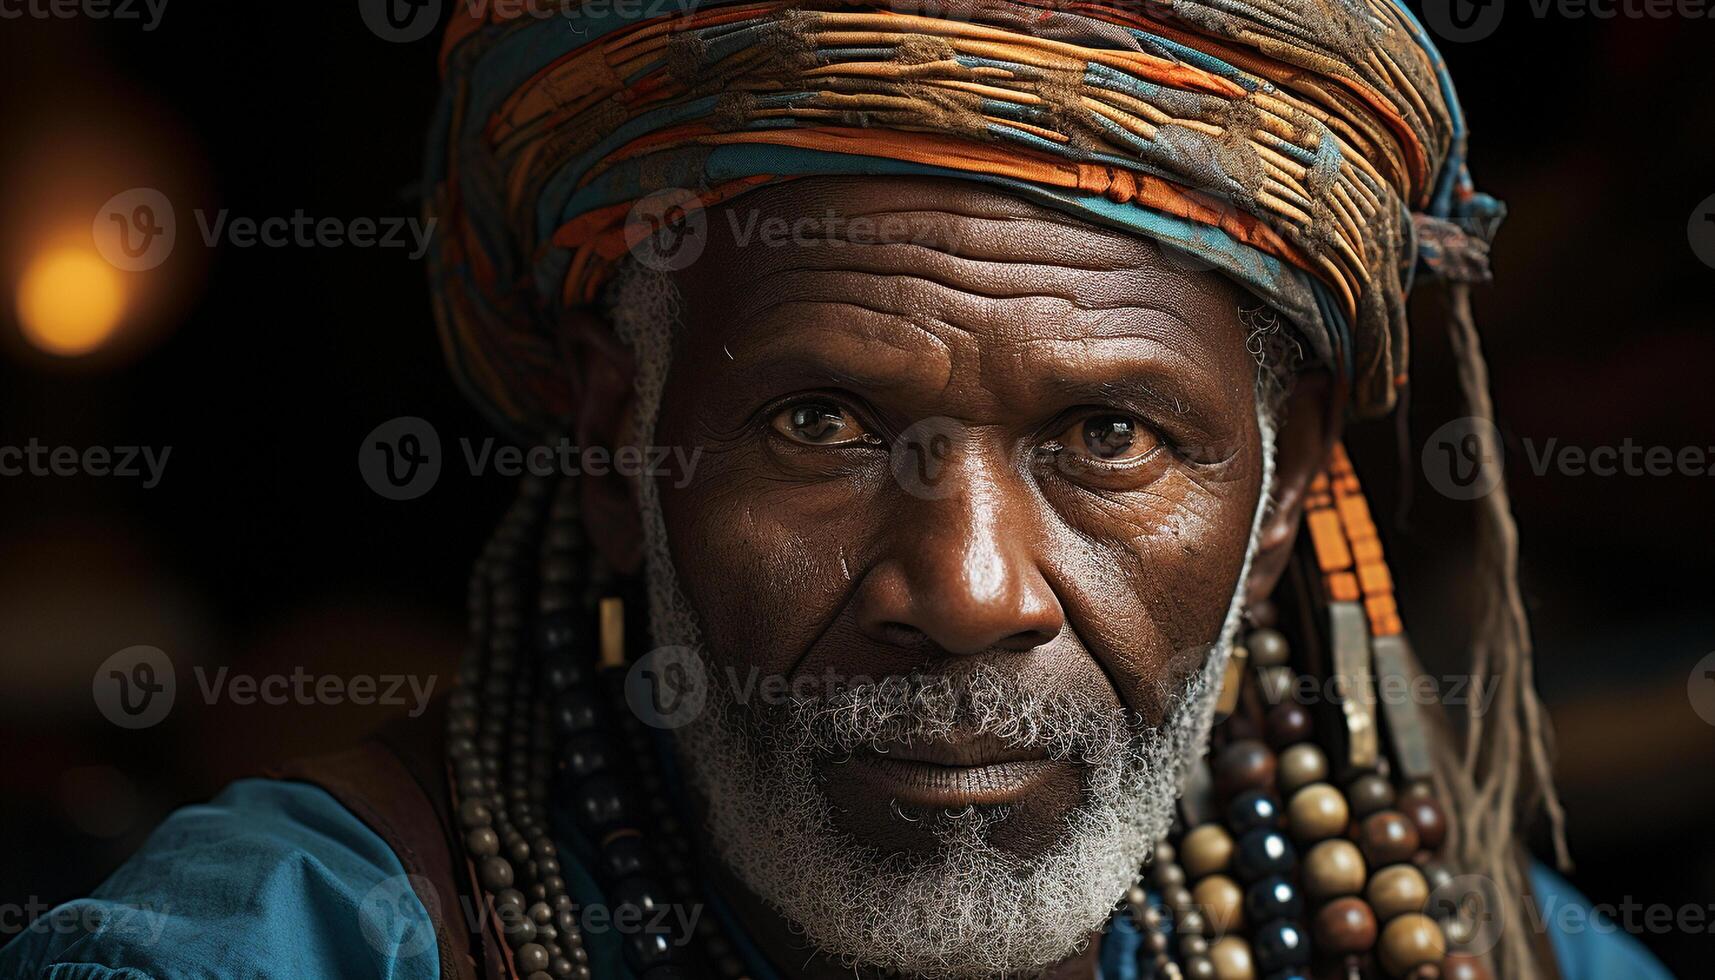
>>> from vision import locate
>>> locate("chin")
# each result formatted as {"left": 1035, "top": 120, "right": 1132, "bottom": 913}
{"left": 673, "top": 653, "right": 1226, "bottom": 979}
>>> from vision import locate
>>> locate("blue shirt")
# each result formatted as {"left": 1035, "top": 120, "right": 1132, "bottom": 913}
{"left": 0, "top": 779, "right": 1673, "bottom": 979}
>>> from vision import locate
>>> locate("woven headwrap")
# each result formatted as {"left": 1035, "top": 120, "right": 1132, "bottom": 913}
{"left": 425, "top": 0, "right": 1502, "bottom": 434}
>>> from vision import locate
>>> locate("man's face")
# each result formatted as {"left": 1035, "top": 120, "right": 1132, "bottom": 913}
{"left": 633, "top": 176, "right": 1269, "bottom": 973}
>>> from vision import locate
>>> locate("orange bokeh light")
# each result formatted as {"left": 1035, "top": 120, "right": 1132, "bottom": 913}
{"left": 16, "top": 246, "right": 126, "bottom": 357}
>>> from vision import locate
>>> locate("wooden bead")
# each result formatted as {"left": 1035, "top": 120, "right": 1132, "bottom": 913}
{"left": 1164, "top": 886, "right": 1195, "bottom": 916}
{"left": 1420, "top": 861, "right": 1455, "bottom": 898}
{"left": 1178, "top": 910, "right": 1209, "bottom": 940}
{"left": 1192, "top": 875, "right": 1246, "bottom": 936}
{"left": 1264, "top": 703, "right": 1313, "bottom": 748}
{"left": 1368, "top": 863, "right": 1430, "bottom": 920}
{"left": 1346, "top": 773, "right": 1396, "bottom": 819}
{"left": 1441, "top": 952, "right": 1493, "bottom": 980}
{"left": 1249, "top": 600, "right": 1278, "bottom": 628}
{"left": 1313, "top": 896, "right": 1378, "bottom": 955}
{"left": 1208, "top": 935, "right": 1256, "bottom": 980}
{"left": 1181, "top": 824, "right": 1236, "bottom": 880}
{"left": 1152, "top": 861, "right": 1186, "bottom": 890}
{"left": 1402, "top": 795, "right": 1447, "bottom": 853}
{"left": 1288, "top": 783, "right": 1349, "bottom": 843}
{"left": 1214, "top": 739, "right": 1277, "bottom": 800}
{"left": 1303, "top": 839, "right": 1367, "bottom": 901}
{"left": 1257, "top": 666, "right": 1294, "bottom": 707}
{"left": 1378, "top": 913, "right": 1446, "bottom": 977}
{"left": 1360, "top": 811, "right": 1422, "bottom": 868}
{"left": 1248, "top": 627, "right": 1290, "bottom": 667}
{"left": 1184, "top": 955, "right": 1217, "bottom": 980}
{"left": 1222, "top": 713, "right": 1263, "bottom": 742}
{"left": 1277, "top": 743, "right": 1329, "bottom": 795}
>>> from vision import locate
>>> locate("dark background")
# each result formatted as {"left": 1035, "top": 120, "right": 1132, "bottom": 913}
{"left": 0, "top": 3, "right": 1710, "bottom": 974}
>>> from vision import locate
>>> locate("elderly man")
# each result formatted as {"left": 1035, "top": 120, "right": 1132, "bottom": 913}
{"left": 1, "top": 1, "right": 1674, "bottom": 979}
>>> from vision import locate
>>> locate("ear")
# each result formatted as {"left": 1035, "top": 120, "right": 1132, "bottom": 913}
{"left": 562, "top": 309, "right": 645, "bottom": 575}
{"left": 1244, "top": 371, "right": 1342, "bottom": 609}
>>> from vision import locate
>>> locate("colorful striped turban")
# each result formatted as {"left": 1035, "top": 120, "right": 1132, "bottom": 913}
{"left": 425, "top": 0, "right": 1503, "bottom": 433}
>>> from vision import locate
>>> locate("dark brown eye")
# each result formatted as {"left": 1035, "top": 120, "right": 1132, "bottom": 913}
{"left": 1053, "top": 413, "right": 1158, "bottom": 463}
{"left": 772, "top": 401, "right": 875, "bottom": 447}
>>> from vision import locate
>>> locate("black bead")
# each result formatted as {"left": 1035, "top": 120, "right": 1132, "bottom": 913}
{"left": 598, "top": 835, "right": 656, "bottom": 881}
{"left": 621, "top": 930, "right": 675, "bottom": 971}
{"left": 537, "top": 609, "right": 583, "bottom": 650}
{"left": 1233, "top": 828, "right": 1296, "bottom": 882}
{"left": 506, "top": 917, "right": 538, "bottom": 946}
{"left": 572, "top": 775, "right": 631, "bottom": 836}
{"left": 1227, "top": 790, "right": 1282, "bottom": 835}
{"left": 610, "top": 876, "right": 666, "bottom": 922}
{"left": 1244, "top": 875, "right": 1304, "bottom": 923}
{"left": 553, "top": 689, "right": 604, "bottom": 737}
{"left": 563, "top": 734, "right": 614, "bottom": 779}
{"left": 541, "top": 653, "right": 590, "bottom": 693}
{"left": 1251, "top": 920, "right": 1311, "bottom": 973}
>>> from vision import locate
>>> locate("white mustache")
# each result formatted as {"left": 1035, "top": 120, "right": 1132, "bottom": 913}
{"left": 759, "top": 665, "right": 1138, "bottom": 764}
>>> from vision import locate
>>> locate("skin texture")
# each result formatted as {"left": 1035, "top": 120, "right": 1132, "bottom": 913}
{"left": 569, "top": 176, "right": 1341, "bottom": 978}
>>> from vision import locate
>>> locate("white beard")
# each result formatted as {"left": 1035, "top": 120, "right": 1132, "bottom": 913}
{"left": 610, "top": 265, "right": 1278, "bottom": 978}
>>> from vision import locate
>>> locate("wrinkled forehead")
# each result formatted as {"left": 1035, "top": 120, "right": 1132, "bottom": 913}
{"left": 666, "top": 176, "right": 1253, "bottom": 334}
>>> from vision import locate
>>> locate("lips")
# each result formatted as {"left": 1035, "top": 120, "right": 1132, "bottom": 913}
{"left": 837, "top": 735, "right": 1070, "bottom": 808}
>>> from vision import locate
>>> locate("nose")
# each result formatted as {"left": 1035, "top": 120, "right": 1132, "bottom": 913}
{"left": 854, "top": 451, "right": 1064, "bottom": 656}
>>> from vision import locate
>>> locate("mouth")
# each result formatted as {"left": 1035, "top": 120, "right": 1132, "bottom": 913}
{"left": 835, "top": 735, "right": 1071, "bottom": 808}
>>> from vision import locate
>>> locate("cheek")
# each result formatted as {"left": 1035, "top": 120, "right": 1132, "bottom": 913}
{"left": 1045, "top": 462, "right": 1260, "bottom": 721}
{"left": 657, "top": 432, "right": 886, "bottom": 678}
